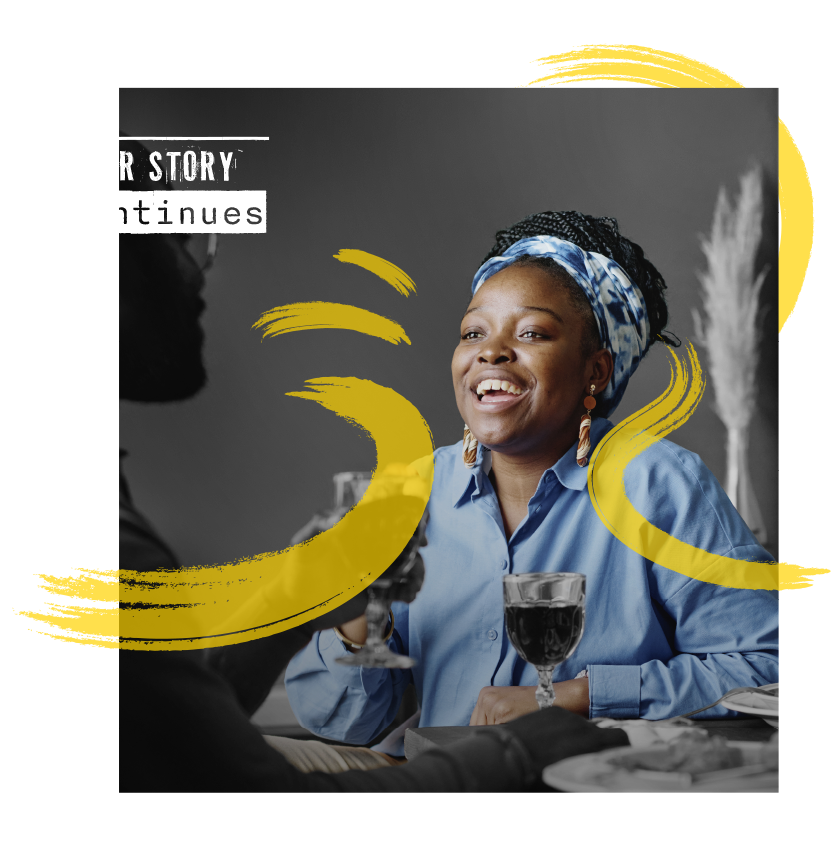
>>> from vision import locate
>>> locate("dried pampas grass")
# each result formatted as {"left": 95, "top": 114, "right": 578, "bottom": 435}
{"left": 693, "top": 166, "right": 768, "bottom": 431}
{"left": 692, "top": 166, "right": 768, "bottom": 536}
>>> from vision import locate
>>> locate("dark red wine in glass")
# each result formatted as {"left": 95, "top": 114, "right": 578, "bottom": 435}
{"left": 503, "top": 574, "right": 586, "bottom": 709}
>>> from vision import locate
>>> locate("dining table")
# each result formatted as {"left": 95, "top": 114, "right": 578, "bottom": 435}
{"left": 405, "top": 717, "right": 777, "bottom": 791}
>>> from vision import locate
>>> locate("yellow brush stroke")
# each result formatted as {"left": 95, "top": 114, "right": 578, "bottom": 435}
{"left": 23, "top": 378, "right": 434, "bottom": 648}
{"left": 334, "top": 249, "right": 417, "bottom": 297}
{"left": 778, "top": 124, "right": 813, "bottom": 330}
{"left": 531, "top": 45, "right": 742, "bottom": 87}
{"left": 589, "top": 343, "right": 828, "bottom": 590}
{"left": 529, "top": 44, "right": 812, "bottom": 331}
{"left": 32, "top": 569, "right": 118, "bottom": 601}
{"left": 253, "top": 302, "right": 410, "bottom": 346}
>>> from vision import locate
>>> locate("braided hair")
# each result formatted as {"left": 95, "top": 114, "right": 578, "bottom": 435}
{"left": 482, "top": 210, "right": 679, "bottom": 350}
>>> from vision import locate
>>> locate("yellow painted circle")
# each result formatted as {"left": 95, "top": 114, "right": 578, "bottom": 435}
{"left": 528, "top": 46, "right": 821, "bottom": 591}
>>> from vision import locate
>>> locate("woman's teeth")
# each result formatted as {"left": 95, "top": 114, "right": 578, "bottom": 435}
{"left": 476, "top": 378, "right": 523, "bottom": 399}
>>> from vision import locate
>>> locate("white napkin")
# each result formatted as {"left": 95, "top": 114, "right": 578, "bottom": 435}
{"left": 370, "top": 709, "right": 422, "bottom": 757}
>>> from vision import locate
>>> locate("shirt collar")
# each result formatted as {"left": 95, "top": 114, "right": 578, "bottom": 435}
{"left": 450, "top": 418, "right": 614, "bottom": 506}
{"left": 550, "top": 418, "right": 614, "bottom": 491}
{"left": 451, "top": 444, "right": 488, "bottom": 506}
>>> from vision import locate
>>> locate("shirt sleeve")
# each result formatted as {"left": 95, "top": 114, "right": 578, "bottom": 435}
{"left": 588, "top": 571, "right": 779, "bottom": 719}
{"left": 284, "top": 612, "right": 412, "bottom": 744}
{"left": 587, "top": 442, "right": 779, "bottom": 720}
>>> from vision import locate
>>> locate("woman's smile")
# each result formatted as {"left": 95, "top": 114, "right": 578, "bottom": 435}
{"left": 470, "top": 372, "right": 527, "bottom": 409}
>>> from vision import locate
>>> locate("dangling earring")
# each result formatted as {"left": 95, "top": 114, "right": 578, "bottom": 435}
{"left": 463, "top": 424, "right": 478, "bottom": 468}
{"left": 576, "top": 384, "right": 596, "bottom": 468}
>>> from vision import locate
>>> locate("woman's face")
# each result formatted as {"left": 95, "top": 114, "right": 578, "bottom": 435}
{"left": 451, "top": 264, "right": 607, "bottom": 460}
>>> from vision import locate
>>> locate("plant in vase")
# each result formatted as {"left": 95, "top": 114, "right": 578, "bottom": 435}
{"left": 692, "top": 165, "right": 769, "bottom": 544}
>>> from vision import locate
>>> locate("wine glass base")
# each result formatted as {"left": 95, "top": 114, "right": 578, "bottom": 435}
{"left": 335, "top": 651, "right": 416, "bottom": 669}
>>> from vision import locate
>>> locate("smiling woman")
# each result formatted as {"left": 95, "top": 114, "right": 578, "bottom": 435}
{"left": 285, "top": 210, "right": 779, "bottom": 750}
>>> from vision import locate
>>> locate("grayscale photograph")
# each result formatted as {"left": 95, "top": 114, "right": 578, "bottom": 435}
{"left": 119, "top": 88, "right": 779, "bottom": 792}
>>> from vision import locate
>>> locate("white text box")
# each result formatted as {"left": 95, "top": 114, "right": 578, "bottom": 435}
{"left": 119, "top": 190, "right": 266, "bottom": 233}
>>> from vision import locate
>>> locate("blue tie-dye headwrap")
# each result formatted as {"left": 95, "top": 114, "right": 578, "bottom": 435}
{"left": 471, "top": 235, "right": 650, "bottom": 418}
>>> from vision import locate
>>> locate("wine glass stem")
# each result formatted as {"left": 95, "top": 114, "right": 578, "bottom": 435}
{"left": 364, "top": 588, "right": 390, "bottom": 650}
{"left": 535, "top": 666, "right": 556, "bottom": 710}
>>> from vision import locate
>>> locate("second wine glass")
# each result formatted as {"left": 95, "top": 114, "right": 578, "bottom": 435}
{"left": 331, "top": 471, "right": 423, "bottom": 669}
{"left": 334, "top": 533, "right": 423, "bottom": 669}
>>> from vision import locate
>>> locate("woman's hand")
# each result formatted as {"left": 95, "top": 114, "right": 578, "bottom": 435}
{"left": 292, "top": 505, "right": 427, "bottom": 640}
{"left": 469, "top": 678, "right": 590, "bottom": 725}
{"left": 333, "top": 551, "right": 425, "bottom": 649}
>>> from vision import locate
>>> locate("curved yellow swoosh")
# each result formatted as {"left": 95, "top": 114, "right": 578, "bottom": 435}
{"left": 253, "top": 302, "right": 410, "bottom": 346}
{"left": 528, "top": 44, "right": 819, "bottom": 590}
{"left": 333, "top": 249, "right": 417, "bottom": 296}
{"left": 22, "top": 378, "right": 434, "bottom": 648}
{"left": 589, "top": 344, "right": 827, "bottom": 590}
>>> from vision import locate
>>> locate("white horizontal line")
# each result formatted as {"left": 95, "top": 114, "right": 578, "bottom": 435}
{"left": 119, "top": 137, "right": 269, "bottom": 141}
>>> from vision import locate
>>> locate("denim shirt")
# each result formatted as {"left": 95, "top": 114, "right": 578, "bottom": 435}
{"left": 285, "top": 418, "right": 778, "bottom": 747}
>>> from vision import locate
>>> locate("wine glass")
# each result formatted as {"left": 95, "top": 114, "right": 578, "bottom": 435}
{"left": 503, "top": 573, "right": 586, "bottom": 710}
{"left": 332, "top": 472, "right": 424, "bottom": 669}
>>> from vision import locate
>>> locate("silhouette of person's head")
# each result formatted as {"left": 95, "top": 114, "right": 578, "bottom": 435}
{"left": 120, "top": 140, "right": 208, "bottom": 402}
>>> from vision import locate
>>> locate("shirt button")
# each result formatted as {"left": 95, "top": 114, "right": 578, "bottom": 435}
{"left": 500, "top": 560, "right": 508, "bottom": 571}
{"left": 488, "top": 629, "right": 498, "bottom": 640}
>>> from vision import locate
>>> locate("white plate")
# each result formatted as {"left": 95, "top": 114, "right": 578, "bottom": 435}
{"left": 719, "top": 683, "right": 779, "bottom": 718}
{"left": 543, "top": 742, "right": 777, "bottom": 793}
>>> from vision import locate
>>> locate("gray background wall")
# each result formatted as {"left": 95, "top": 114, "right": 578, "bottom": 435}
{"left": 119, "top": 89, "right": 778, "bottom": 565}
